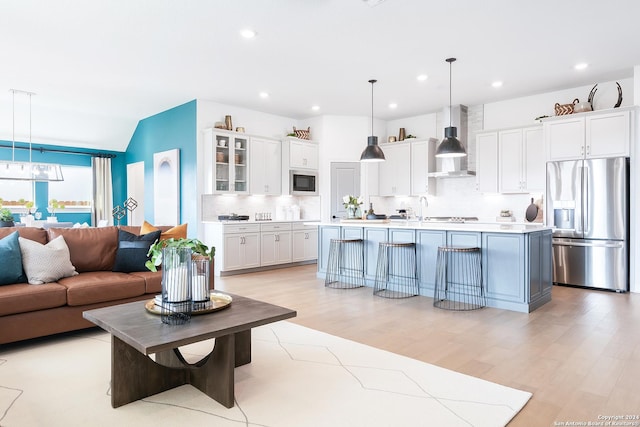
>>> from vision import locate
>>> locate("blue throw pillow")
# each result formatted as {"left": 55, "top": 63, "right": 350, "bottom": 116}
{"left": 112, "top": 229, "right": 162, "bottom": 273}
{"left": 0, "top": 231, "right": 25, "bottom": 285}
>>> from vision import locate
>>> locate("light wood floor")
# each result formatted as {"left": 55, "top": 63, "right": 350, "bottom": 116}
{"left": 215, "top": 264, "right": 640, "bottom": 427}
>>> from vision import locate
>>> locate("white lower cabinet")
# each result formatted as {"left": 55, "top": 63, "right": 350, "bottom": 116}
{"left": 260, "top": 223, "right": 292, "bottom": 266}
{"left": 217, "top": 223, "right": 261, "bottom": 272}
{"left": 292, "top": 223, "right": 318, "bottom": 262}
{"left": 205, "top": 221, "right": 317, "bottom": 275}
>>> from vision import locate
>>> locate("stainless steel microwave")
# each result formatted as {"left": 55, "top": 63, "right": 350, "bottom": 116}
{"left": 290, "top": 170, "right": 318, "bottom": 195}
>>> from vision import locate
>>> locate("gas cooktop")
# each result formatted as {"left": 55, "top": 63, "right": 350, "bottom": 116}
{"left": 422, "top": 216, "right": 479, "bottom": 223}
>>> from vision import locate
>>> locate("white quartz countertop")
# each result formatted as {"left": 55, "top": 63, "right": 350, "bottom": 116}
{"left": 304, "top": 220, "right": 551, "bottom": 234}
{"left": 203, "top": 219, "right": 320, "bottom": 224}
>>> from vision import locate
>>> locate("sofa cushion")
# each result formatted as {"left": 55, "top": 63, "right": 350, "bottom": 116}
{"left": 47, "top": 226, "right": 119, "bottom": 272}
{"left": 140, "top": 221, "right": 188, "bottom": 241}
{"left": 129, "top": 270, "right": 162, "bottom": 294}
{"left": 0, "top": 231, "right": 25, "bottom": 285}
{"left": 0, "top": 226, "right": 48, "bottom": 244}
{"left": 0, "top": 282, "right": 67, "bottom": 316}
{"left": 57, "top": 271, "right": 146, "bottom": 306}
{"left": 112, "top": 229, "right": 161, "bottom": 273}
{"left": 19, "top": 236, "right": 79, "bottom": 285}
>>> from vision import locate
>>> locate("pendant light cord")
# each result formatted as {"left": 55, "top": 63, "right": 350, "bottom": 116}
{"left": 446, "top": 58, "right": 456, "bottom": 128}
{"left": 368, "top": 79, "right": 377, "bottom": 136}
{"left": 11, "top": 90, "right": 15, "bottom": 162}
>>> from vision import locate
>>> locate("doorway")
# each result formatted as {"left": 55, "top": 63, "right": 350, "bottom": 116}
{"left": 126, "top": 161, "right": 145, "bottom": 226}
{"left": 330, "top": 162, "right": 361, "bottom": 219}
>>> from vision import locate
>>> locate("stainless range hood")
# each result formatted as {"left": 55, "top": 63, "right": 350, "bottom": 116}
{"left": 428, "top": 105, "right": 476, "bottom": 178}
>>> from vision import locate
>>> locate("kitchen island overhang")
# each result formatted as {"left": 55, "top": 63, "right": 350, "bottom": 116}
{"left": 308, "top": 221, "right": 553, "bottom": 313}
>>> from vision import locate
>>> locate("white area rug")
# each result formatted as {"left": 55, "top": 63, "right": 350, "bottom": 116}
{"left": 0, "top": 322, "right": 530, "bottom": 426}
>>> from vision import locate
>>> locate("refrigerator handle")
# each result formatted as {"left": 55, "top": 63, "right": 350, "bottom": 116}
{"left": 584, "top": 164, "right": 589, "bottom": 234}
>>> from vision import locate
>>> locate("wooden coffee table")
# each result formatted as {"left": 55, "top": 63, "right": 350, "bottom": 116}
{"left": 83, "top": 292, "right": 296, "bottom": 408}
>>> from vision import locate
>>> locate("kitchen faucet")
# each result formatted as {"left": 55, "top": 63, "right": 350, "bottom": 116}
{"left": 419, "top": 196, "right": 428, "bottom": 220}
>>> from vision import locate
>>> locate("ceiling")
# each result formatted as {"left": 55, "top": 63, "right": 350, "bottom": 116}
{"left": 1, "top": 0, "right": 639, "bottom": 152}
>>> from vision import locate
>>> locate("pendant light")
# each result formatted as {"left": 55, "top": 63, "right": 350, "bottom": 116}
{"left": 0, "top": 89, "right": 64, "bottom": 181}
{"left": 436, "top": 58, "right": 467, "bottom": 158}
{"left": 359, "top": 79, "right": 385, "bottom": 162}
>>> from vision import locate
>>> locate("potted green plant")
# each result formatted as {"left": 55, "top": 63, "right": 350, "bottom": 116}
{"left": 145, "top": 238, "right": 215, "bottom": 272}
{"left": 0, "top": 208, "right": 15, "bottom": 227}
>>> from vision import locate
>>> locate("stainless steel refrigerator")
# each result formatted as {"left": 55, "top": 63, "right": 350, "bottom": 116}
{"left": 546, "top": 157, "right": 629, "bottom": 292}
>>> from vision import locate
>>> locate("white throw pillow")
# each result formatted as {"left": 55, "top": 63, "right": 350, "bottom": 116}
{"left": 18, "top": 236, "right": 78, "bottom": 285}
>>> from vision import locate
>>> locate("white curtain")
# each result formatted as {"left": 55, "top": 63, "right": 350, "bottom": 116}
{"left": 92, "top": 157, "right": 113, "bottom": 226}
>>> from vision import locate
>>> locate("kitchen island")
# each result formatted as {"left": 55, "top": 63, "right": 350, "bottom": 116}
{"left": 310, "top": 220, "right": 553, "bottom": 313}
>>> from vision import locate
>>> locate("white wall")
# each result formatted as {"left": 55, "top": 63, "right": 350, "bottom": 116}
{"left": 483, "top": 78, "right": 633, "bottom": 129}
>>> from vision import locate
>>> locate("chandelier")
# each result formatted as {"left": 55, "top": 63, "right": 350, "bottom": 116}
{"left": 0, "top": 89, "right": 64, "bottom": 181}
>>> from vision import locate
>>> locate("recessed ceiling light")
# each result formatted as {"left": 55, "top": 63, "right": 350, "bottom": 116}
{"left": 259, "top": 92, "right": 269, "bottom": 99}
{"left": 311, "top": 105, "right": 320, "bottom": 111}
{"left": 574, "top": 62, "right": 588, "bottom": 70}
{"left": 240, "top": 29, "right": 257, "bottom": 39}
{"left": 388, "top": 103, "right": 398, "bottom": 109}
{"left": 416, "top": 74, "right": 428, "bottom": 82}
{"left": 491, "top": 81, "right": 503, "bottom": 88}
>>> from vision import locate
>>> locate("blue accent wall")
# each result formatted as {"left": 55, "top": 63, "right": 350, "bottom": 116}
{"left": 125, "top": 100, "right": 197, "bottom": 234}
{"left": 0, "top": 141, "right": 126, "bottom": 225}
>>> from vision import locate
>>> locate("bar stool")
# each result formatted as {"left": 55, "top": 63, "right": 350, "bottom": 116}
{"left": 433, "top": 246, "right": 485, "bottom": 310}
{"left": 325, "top": 238, "right": 365, "bottom": 289}
{"left": 373, "top": 242, "right": 418, "bottom": 298}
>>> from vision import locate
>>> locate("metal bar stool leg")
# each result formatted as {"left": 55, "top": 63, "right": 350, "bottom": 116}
{"left": 325, "top": 239, "right": 364, "bottom": 289}
{"left": 374, "top": 242, "right": 418, "bottom": 298}
{"left": 434, "top": 246, "right": 484, "bottom": 310}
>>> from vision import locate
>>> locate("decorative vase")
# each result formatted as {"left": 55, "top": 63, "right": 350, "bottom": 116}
{"left": 191, "top": 255, "right": 211, "bottom": 311}
{"left": 161, "top": 247, "right": 192, "bottom": 325}
{"left": 347, "top": 205, "right": 358, "bottom": 219}
{"left": 398, "top": 128, "right": 406, "bottom": 141}
{"left": 225, "top": 115, "right": 233, "bottom": 131}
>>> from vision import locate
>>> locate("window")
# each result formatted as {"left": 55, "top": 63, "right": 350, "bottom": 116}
{"left": 48, "top": 166, "right": 93, "bottom": 211}
{"left": 0, "top": 180, "right": 34, "bottom": 211}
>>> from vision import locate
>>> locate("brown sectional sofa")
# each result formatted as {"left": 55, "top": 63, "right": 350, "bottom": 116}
{"left": 0, "top": 225, "right": 173, "bottom": 345}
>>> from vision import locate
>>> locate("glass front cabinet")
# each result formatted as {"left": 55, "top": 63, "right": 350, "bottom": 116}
{"left": 205, "top": 129, "right": 249, "bottom": 194}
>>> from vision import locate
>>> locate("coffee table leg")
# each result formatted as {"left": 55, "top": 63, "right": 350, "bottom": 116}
{"left": 189, "top": 333, "right": 235, "bottom": 408}
{"left": 235, "top": 330, "right": 251, "bottom": 366}
{"left": 111, "top": 336, "right": 186, "bottom": 408}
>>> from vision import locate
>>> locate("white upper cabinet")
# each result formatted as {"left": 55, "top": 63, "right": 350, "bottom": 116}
{"left": 250, "top": 137, "right": 282, "bottom": 195}
{"left": 475, "top": 131, "right": 498, "bottom": 193}
{"left": 498, "top": 126, "right": 544, "bottom": 193}
{"left": 410, "top": 138, "right": 436, "bottom": 196}
{"left": 287, "top": 138, "right": 319, "bottom": 170}
{"left": 545, "top": 108, "right": 631, "bottom": 161}
{"left": 586, "top": 110, "right": 630, "bottom": 158}
{"left": 378, "top": 142, "right": 411, "bottom": 196}
{"left": 204, "top": 129, "right": 249, "bottom": 194}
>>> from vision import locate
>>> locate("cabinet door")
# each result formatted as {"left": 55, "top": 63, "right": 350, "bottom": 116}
{"left": 242, "top": 233, "right": 261, "bottom": 268}
{"left": 498, "top": 129, "right": 524, "bottom": 193}
{"left": 416, "top": 230, "right": 446, "bottom": 293}
{"left": 214, "top": 134, "right": 232, "bottom": 192}
{"left": 260, "top": 232, "right": 277, "bottom": 266}
{"left": 364, "top": 227, "right": 388, "bottom": 281}
{"left": 379, "top": 143, "right": 411, "bottom": 196}
{"left": 232, "top": 136, "right": 249, "bottom": 193}
{"left": 250, "top": 138, "right": 282, "bottom": 195}
{"left": 586, "top": 110, "right": 630, "bottom": 158}
{"left": 223, "top": 234, "right": 243, "bottom": 270}
{"left": 276, "top": 231, "right": 292, "bottom": 264}
{"left": 476, "top": 132, "right": 498, "bottom": 193}
{"left": 410, "top": 139, "right": 436, "bottom": 195}
{"left": 305, "top": 229, "right": 318, "bottom": 260}
{"left": 292, "top": 230, "right": 307, "bottom": 262}
{"left": 482, "top": 233, "right": 526, "bottom": 303}
{"left": 545, "top": 117, "right": 585, "bottom": 161}
{"left": 522, "top": 127, "right": 545, "bottom": 192}
{"left": 290, "top": 140, "right": 318, "bottom": 169}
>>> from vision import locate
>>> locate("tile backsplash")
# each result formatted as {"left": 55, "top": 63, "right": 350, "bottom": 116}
{"left": 202, "top": 194, "right": 321, "bottom": 221}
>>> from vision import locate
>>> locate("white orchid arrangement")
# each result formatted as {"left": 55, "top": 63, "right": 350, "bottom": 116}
{"left": 343, "top": 195, "right": 363, "bottom": 209}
